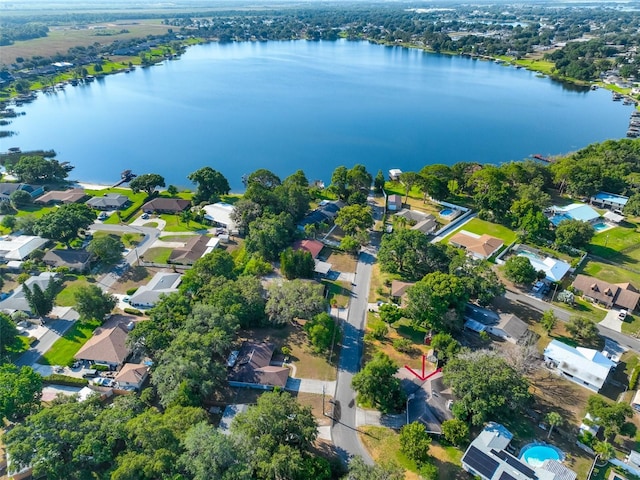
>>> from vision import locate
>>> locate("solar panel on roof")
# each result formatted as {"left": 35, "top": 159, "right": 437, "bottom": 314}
{"left": 499, "top": 473, "right": 518, "bottom": 480}
{"left": 504, "top": 454, "right": 537, "bottom": 478}
{"left": 463, "top": 446, "right": 499, "bottom": 479}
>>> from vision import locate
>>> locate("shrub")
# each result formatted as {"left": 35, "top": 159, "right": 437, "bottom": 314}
{"left": 124, "top": 307, "right": 143, "bottom": 316}
{"left": 370, "top": 322, "right": 388, "bottom": 340}
{"left": 392, "top": 338, "right": 414, "bottom": 353}
{"left": 126, "top": 287, "right": 138, "bottom": 295}
{"left": 630, "top": 367, "right": 640, "bottom": 390}
{"left": 90, "top": 364, "right": 109, "bottom": 371}
{"left": 418, "top": 462, "right": 438, "bottom": 480}
{"left": 42, "top": 374, "right": 88, "bottom": 387}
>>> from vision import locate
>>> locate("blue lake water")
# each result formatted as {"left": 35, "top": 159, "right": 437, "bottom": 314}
{"left": 0, "top": 40, "right": 633, "bottom": 191}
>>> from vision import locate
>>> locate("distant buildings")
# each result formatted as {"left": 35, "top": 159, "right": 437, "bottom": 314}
{"left": 35, "top": 188, "right": 87, "bottom": 205}
{"left": 0, "top": 272, "right": 58, "bottom": 314}
{"left": 43, "top": 249, "right": 92, "bottom": 272}
{"left": 590, "top": 191, "right": 628, "bottom": 211}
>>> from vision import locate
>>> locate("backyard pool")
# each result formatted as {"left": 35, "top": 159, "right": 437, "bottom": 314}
{"left": 440, "top": 208, "right": 454, "bottom": 216}
{"left": 520, "top": 443, "right": 563, "bottom": 468}
{"left": 593, "top": 222, "right": 611, "bottom": 232}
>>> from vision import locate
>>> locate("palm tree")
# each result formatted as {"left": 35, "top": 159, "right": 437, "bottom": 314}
{"left": 546, "top": 411, "right": 562, "bottom": 439}
{"left": 399, "top": 172, "right": 419, "bottom": 204}
{"left": 594, "top": 440, "right": 616, "bottom": 465}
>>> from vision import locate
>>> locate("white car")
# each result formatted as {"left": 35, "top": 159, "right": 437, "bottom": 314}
{"left": 618, "top": 310, "right": 628, "bottom": 320}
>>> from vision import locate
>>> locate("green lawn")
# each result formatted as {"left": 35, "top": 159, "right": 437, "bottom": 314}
{"left": 56, "top": 276, "right": 92, "bottom": 307}
{"left": 39, "top": 318, "right": 101, "bottom": 366}
{"left": 85, "top": 187, "right": 147, "bottom": 223}
{"left": 158, "top": 234, "right": 197, "bottom": 242}
{"left": 589, "top": 223, "right": 640, "bottom": 265}
{"left": 142, "top": 247, "right": 172, "bottom": 264}
{"left": 93, "top": 230, "right": 143, "bottom": 248}
{"left": 14, "top": 203, "right": 57, "bottom": 219}
{"left": 552, "top": 297, "right": 607, "bottom": 324}
{"left": 160, "top": 214, "right": 208, "bottom": 232}
{"left": 580, "top": 258, "right": 640, "bottom": 287}
{"left": 441, "top": 217, "right": 518, "bottom": 245}
{"left": 322, "top": 280, "right": 352, "bottom": 308}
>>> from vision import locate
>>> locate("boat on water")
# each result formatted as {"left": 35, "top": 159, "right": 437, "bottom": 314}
{"left": 591, "top": 85, "right": 598, "bottom": 90}
{"left": 613, "top": 92, "right": 623, "bottom": 101}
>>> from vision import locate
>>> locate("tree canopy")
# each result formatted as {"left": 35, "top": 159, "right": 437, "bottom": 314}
{"left": 187, "top": 167, "right": 230, "bottom": 204}
{"left": 73, "top": 284, "right": 117, "bottom": 322}
{"left": 378, "top": 229, "right": 450, "bottom": 281}
{"left": 352, "top": 352, "right": 406, "bottom": 413}
{"left": 555, "top": 218, "right": 595, "bottom": 249}
{"left": 0, "top": 364, "right": 42, "bottom": 422}
{"left": 503, "top": 255, "right": 537, "bottom": 285}
{"left": 23, "top": 278, "right": 62, "bottom": 318}
{"left": 9, "top": 155, "right": 73, "bottom": 183}
{"left": 87, "top": 234, "right": 124, "bottom": 265}
{"left": 265, "top": 279, "right": 326, "bottom": 325}
{"left": 35, "top": 203, "right": 95, "bottom": 245}
{"left": 129, "top": 173, "right": 166, "bottom": 197}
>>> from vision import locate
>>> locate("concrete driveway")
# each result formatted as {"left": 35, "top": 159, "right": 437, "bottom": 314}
{"left": 600, "top": 309, "right": 624, "bottom": 332}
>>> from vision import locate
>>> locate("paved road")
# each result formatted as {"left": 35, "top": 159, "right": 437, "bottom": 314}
{"left": 504, "top": 289, "right": 640, "bottom": 353}
{"left": 15, "top": 317, "right": 76, "bottom": 367}
{"left": 331, "top": 249, "right": 376, "bottom": 465}
{"left": 91, "top": 223, "right": 160, "bottom": 291}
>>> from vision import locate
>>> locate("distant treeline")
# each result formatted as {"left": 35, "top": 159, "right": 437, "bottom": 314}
{"left": 0, "top": 23, "right": 48, "bottom": 46}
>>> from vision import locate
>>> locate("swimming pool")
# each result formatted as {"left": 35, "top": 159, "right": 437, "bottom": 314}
{"left": 593, "top": 222, "right": 609, "bottom": 232}
{"left": 440, "top": 208, "right": 454, "bottom": 216}
{"left": 520, "top": 443, "right": 563, "bottom": 468}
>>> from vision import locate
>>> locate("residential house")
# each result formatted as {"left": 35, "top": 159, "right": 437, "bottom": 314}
{"left": 74, "top": 318, "right": 133, "bottom": 369}
{"left": 115, "top": 363, "right": 150, "bottom": 390}
{"left": 86, "top": 193, "right": 129, "bottom": 210}
{"left": 0, "top": 272, "right": 58, "bottom": 314}
{"left": 390, "top": 280, "right": 414, "bottom": 304}
{"left": 0, "top": 183, "right": 44, "bottom": 201}
{"left": 389, "top": 169, "right": 402, "bottom": 181}
{"left": 202, "top": 202, "right": 238, "bottom": 233}
{"left": 292, "top": 239, "right": 324, "bottom": 259}
{"left": 548, "top": 203, "right": 600, "bottom": 226}
{"left": 128, "top": 272, "right": 181, "bottom": 308}
{"left": 515, "top": 248, "right": 571, "bottom": 282}
{"left": 449, "top": 231, "right": 504, "bottom": 260}
{"left": 0, "top": 235, "right": 48, "bottom": 261}
{"left": 43, "top": 249, "right": 91, "bottom": 272}
{"left": 168, "top": 235, "right": 219, "bottom": 265}
{"left": 35, "top": 188, "right": 87, "bottom": 205}
{"left": 228, "top": 342, "right": 289, "bottom": 389}
{"left": 572, "top": 274, "right": 640, "bottom": 312}
{"left": 590, "top": 191, "right": 629, "bottom": 211}
{"left": 387, "top": 194, "right": 403, "bottom": 211}
{"left": 543, "top": 339, "right": 617, "bottom": 392}
{"left": 631, "top": 390, "right": 640, "bottom": 413}
{"left": 141, "top": 197, "right": 191, "bottom": 214}
{"left": 462, "top": 422, "right": 576, "bottom": 480}
{"left": 486, "top": 313, "right": 530, "bottom": 344}
{"left": 394, "top": 209, "right": 438, "bottom": 235}
{"left": 463, "top": 304, "right": 499, "bottom": 333}
{"left": 297, "top": 200, "right": 345, "bottom": 230}
{"left": 603, "top": 211, "right": 624, "bottom": 224}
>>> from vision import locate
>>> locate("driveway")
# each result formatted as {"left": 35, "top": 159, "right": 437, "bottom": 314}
{"left": 600, "top": 309, "right": 624, "bottom": 332}
{"left": 15, "top": 317, "right": 76, "bottom": 368}
{"left": 285, "top": 377, "right": 336, "bottom": 395}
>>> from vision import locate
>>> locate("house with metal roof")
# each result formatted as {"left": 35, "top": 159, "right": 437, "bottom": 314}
{"left": 590, "top": 191, "right": 629, "bottom": 211}
{"left": 543, "top": 339, "right": 616, "bottom": 392}
{"left": 0, "top": 235, "right": 48, "bottom": 261}
{"left": 129, "top": 272, "right": 181, "bottom": 308}
{"left": 549, "top": 203, "right": 600, "bottom": 226}
{"left": 0, "top": 272, "right": 58, "bottom": 314}
{"left": 202, "top": 202, "right": 238, "bottom": 233}
{"left": 515, "top": 248, "right": 571, "bottom": 282}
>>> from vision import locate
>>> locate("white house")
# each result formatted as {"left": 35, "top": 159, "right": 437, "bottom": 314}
{"left": 486, "top": 314, "right": 530, "bottom": 344}
{"left": 591, "top": 191, "right": 629, "bottom": 211}
{"left": 202, "top": 202, "right": 238, "bottom": 233}
{"left": 389, "top": 168, "right": 402, "bottom": 181}
{"left": 0, "top": 235, "right": 48, "bottom": 261}
{"left": 543, "top": 339, "right": 616, "bottom": 392}
{"left": 0, "top": 272, "right": 58, "bottom": 314}
{"left": 129, "top": 272, "right": 181, "bottom": 308}
{"left": 516, "top": 250, "right": 571, "bottom": 283}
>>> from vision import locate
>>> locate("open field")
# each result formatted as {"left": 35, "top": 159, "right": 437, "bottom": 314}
{"left": 111, "top": 265, "right": 156, "bottom": 295}
{"left": 38, "top": 318, "right": 101, "bottom": 366}
{"left": 580, "top": 258, "right": 640, "bottom": 286}
{"left": 159, "top": 213, "right": 208, "bottom": 232}
{"left": 440, "top": 217, "right": 518, "bottom": 245}
{"left": 56, "top": 275, "right": 93, "bottom": 307}
{"left": 142, "top": 247, "right": 172, "bottom": 264}
{"left": 1, "top": 21, "right": 172, "bottom": 65}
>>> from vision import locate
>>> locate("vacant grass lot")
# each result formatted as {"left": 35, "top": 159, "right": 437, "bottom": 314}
{"left": 440, "top": 217, "right": 518, "bottom": 245}
{"left": 580, "top": 259, "right": 640, "bottom": 286}
{"left": 39, "top": 318, "right": 101, "bottom": 366}
{"left": 159, "top": 214, "right": 208, "bottom": 232}
{"left": 56, "top": 276, "right": 93, "bottom": 307}
{"left": 142, "top": 247, "right": 172, "bottom": 264}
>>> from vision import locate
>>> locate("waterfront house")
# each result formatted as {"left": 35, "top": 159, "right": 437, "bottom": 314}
{"left": 0, "top": 235, "right": 48, "bottom": 261}
{"left": 394, "top": 209, "right": 438, "bottom": 235}
{"left": 543, "top": 339, "right": 616, "bottom": 392}
{"left": 590, "top": 191, "right": 629, "bottom": 211}
{"left": 141, "top": 197, "right": 191, "bottom": 214}
{"left": 86, "top": 193, "right": 129, "bottom": 211}
{"left": 43, "top": 248, "right": 91, "bottom": 272}
{"left": 35, "top": 188, "right": 87, "bottom": 205}
{"left": 227, "top": 341, "right": 289, "bottom": 389}
{"left": 0, "top": 183, "right": 44, "bottom": 201}
{"left": 202, "top": 202, "right": 238, "bottom": 233}
{"left": 297, "top": 200, "right": 344, "bottom": 230}
{"left": 128, "top": 272, "right": 181, "bottom": 308}
{"left": 449, "top": 231, "right": 503, "bottom": 260}
{"left": 572, "top": 274, "right": 639, "bottom": 312}
{"left": 168, "top": 235, "right": 219, "bottom": 265}
{"left": 389, "top": 169, "right": 402, "bottom": 181}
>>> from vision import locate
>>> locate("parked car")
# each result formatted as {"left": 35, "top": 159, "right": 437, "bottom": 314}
{"left": 141, "top": 213, "right": 150, "bottom": 219}
{"left": 82, "top": 369, "right": 98, "bottom": 378}
{"left": 618, "top": 309, "right": 628, "bottom": 320}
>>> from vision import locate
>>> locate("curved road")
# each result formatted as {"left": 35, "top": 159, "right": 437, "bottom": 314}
{"left": 331, "top": 247, "right": 376, "bottom": 465}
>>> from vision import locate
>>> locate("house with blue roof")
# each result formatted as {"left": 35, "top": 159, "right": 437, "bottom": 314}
{"left": 548, "top": 203, "right": 600, "bottom": 226}
{"left": 590, "top": 191, "right": 629, "bottom": 211}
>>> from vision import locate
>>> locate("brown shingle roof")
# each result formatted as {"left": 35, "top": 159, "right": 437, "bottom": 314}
{"left": 168, "top": 235, "right": 211, "bottom": 264}
{"left": 391, "top": 280, "right": 414, "bottom": 298}
{"left": 74, "top": 323, "right": 130, "bottom": 365}
{"left": 36, "top": 188, "right": 86, "bottom": 204}
{"left": 228, "top": 342, "right": 289, "bottom": 387}
{"left": 115, "top": 363, "right": 149, "bottom": 385}
{"left": 449, "top": 231, "right": 503, "bottom": 258}
{"left": 572, "top": 274, "right": 640, "bottom": 310}
{"left": 142, "top": 197, "right": 191, "bottom": 213}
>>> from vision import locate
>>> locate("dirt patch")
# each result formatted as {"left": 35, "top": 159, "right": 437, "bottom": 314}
{"left": 325, "top": 250, "right": 357, "bottom": 273}
{"left": 238, "top": 324, "right": 338, "bottom": 381}
{"left": 110, "top": 266, "right": 161, "bottom": 294}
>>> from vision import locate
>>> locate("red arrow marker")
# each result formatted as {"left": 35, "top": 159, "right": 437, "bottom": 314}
{"left": 405, "top": 356, "right": 442, "bottom": 381}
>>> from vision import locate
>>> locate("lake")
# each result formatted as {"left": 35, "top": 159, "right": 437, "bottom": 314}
{"left": 1, "top": 40, "right": 633, "bottom": 191}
